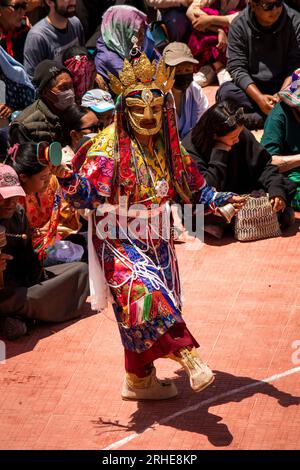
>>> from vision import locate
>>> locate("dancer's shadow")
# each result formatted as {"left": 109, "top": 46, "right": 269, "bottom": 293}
{"left": 94, "top": 368, "right": 300, "bottom": 447}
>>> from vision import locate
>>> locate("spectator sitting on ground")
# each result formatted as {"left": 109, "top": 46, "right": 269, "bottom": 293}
{"left": 81, "top": 89, "right": 115, "bottom": 131}
{"left": 0, "top": 163, "right": 89, "bottom": 341}
{"left": 163, "top": 41, "right": 208, "bottom": 139}
{"left": 182, "top": 100, "right": 296, "bottom": 238}
{"left": 0, "top": 0, "right": 30, "bottom": 64}
{"left": 9, "top": 142, "right": 85, "bottom": 265}
{"left": 9, "top": 59, "right": 75, "bottom": 145}
{"left": 187, "top": 0, "right": 244, "bottom": 87}
{"left": 261, "top": 68, "right": 300, "bottom": 211}
{"left": 216, "top": 0, "right": 300, "bottom": 130}
{"left": 62, "top": 45, "right": 96, "bottom": 103}
{"left": 23, "top": 0, "right": 84, "bottom": 79}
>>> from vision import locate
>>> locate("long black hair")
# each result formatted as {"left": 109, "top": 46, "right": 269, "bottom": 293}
{"left": 8, "top": 143, "right": 44, "bottom": 177}
{"left": 62, "top": 45, "right": 91, "bottom": 64}
{"left": 191, "top": 100, "right": 245, "bottom": 156}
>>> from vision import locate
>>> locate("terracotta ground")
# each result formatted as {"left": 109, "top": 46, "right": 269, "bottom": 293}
{"left": 1, "top": 216, "right": 300, "bottom": 450}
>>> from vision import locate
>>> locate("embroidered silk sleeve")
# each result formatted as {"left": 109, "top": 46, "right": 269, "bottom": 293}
{"left": 197, "top": 185, "right": 235, "bottom": 213}
{"left": 59, "top": 173, "right": 105, "bottom": 210}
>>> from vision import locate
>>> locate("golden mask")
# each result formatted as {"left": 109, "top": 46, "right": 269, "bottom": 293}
{"left": 108, "top": 53, "right": 175, "bottom": 135}
{"left": 126, "top": 89, "right": 164, "bottom": 135}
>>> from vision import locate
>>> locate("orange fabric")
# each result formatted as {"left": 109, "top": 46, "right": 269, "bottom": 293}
{"left": 24, "top": 176, "right": 81, "bottom": 249}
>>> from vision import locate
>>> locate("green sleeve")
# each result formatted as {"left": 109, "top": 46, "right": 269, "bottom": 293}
{"left": 261, "top": 107, "right": 285, "bottom": 156}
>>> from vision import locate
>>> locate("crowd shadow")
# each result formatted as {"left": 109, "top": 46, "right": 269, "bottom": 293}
{"left": 2, "top": 301, "right": 96, "bottom": 361}
{"left": 94, "top": 368, "right": 300, "bottom": 448}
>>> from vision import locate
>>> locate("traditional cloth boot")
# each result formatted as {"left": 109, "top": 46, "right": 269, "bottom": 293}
{"left": 170, "top": 347, "right": 214, "bottom": 392}
{"left": 121, "top": 366, "right": 178, "bottom": 401}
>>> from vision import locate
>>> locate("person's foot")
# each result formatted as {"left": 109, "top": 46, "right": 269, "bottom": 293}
{"left": 121, "top": 367, "right": 178, "bottom": 401}
{"left": 193, "top": 65, "right": 217, "bottom": 87}
{"left": 0, "top": 317, "right": 27, "bottom": 340}
{"left": 217, "top": 68, "right": 232, "bottom": 85}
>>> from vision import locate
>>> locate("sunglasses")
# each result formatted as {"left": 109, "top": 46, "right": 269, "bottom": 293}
{"left": 78, "top": 124, "right": 103, "bottom": 133}
{"left": 3, "top": 2, "right": 28, "bottom": 11}
{"left": 256, "top": 0, "right": 283, "bottom": 11}
{"left": 37, "top": 141, "right": 62, "bottom": 167}
{"left": 224, "top": 107, "right": 245, "bottom": 126}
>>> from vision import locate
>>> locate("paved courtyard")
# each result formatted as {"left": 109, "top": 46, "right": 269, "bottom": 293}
{"left": 0, "top": 215, "right": 300, "bottom": 450}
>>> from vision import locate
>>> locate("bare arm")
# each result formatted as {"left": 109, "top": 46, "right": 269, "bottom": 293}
{"left": 187, "top": 7, "right": 232, "bottom": 31}
{"left": 246, "top": 83, "right": 278, "bottom": 116}
{"left": 272, "top": 155, "right": 300, "bottom": 173}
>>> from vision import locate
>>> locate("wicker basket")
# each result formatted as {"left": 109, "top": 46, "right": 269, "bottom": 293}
{"left": 234, "top": 195, "right": 281, "bottom": 241}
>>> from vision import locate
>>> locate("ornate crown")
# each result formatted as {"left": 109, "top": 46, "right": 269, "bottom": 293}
{"left": 108, "top": 53, "right": 175, "bottom": 97}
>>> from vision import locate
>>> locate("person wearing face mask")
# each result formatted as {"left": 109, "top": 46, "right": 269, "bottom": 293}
{"left": 163, "top": 42, "right": 208, "bottom": 140}
{"left": 9, "top": 59, "right": 75, "bottom": 145}
{"left": 62, "top": 45, "right": 96, "bottom": 103}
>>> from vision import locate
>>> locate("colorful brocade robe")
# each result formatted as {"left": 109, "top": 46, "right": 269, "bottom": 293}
{"left": 60, "top": 124, "right": 233, "bottom": 353}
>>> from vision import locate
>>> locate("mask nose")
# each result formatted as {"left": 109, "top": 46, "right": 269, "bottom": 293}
{"left": 143, "top": 105, "right": 154, "bottom": 120}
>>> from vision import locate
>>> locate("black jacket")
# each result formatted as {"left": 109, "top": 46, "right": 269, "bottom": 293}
{"left": 9, "top": 99, "right": 62, "bottom": 145}
{"left": 227, "top": 5, "right": 300, "bottom": 95}
{"left": 182, "top": 128, "right": 296, "bottom": 203}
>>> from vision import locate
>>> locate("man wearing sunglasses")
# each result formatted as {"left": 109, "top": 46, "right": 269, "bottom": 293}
{"left": 217, "top": 0, "right": 300, "bottom": 130}
{"left": 0, "top": 1, "right": 30, "bottom": 64}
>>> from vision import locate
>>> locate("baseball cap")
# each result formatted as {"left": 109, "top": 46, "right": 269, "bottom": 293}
{"left": 163, "top": 42, "right": 199, "bottom": 67}
{"left": 0, "top": 164, "right": 26, "bottom": 199}
{"left": 81, "top": 89, "right": 115, "bottom": 114}
{"left": 33, "top": 60, "right": 71, "bottom": 93}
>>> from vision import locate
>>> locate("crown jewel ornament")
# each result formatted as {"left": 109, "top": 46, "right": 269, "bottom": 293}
{"left": 108, "top": 53, "right": 175, "bottom": 97}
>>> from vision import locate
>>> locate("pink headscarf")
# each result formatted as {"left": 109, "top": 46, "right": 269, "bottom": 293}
{"left": 64, "top": 55, "right": 95, "bottom": 100}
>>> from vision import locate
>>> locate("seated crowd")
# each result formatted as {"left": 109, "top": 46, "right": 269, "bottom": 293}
{"left": 0, "top": 0, "right": 299, "bottom": 341}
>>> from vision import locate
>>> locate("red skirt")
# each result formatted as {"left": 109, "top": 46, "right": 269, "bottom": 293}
{"left": 125, "top": 323, "right": 199, "bottom": 377}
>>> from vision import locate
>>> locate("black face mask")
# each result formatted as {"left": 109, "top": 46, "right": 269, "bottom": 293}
{"left": 174, "top": 73, "right": 194, "bottom": 91}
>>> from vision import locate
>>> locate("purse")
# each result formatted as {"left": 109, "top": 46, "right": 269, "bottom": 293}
{"left": 234, "top": 194, "right": 281, "bottom": 241}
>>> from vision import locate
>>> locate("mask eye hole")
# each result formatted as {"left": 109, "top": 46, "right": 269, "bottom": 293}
{"left": 130, "top": 106, "right": 144, "bottom": 114}
{"left": 152, "top": 105, "right": 162, "bottom": 113}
